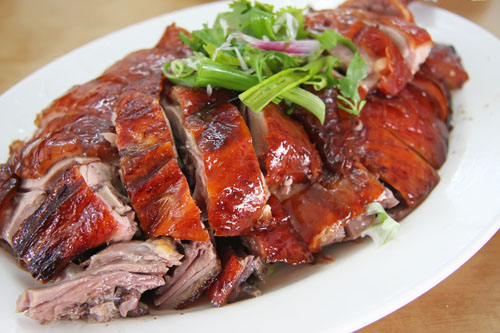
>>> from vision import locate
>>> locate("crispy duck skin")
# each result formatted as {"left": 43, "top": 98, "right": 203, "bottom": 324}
{"left": 305, "top": 10, "right": 413, "bottom": 96}
{"left": 163, "top": 85, "right": 269, "bottom": 237}
{"left": 113, "top": 25, "right": 208, "bottom": 241}
{"left": 16, "top": 25, "right": 191, "bottom": 180}
{"left": 355, "top": 25, "right": 413, "bottom": 96}
{"left": 339, "top": 0, "right": 415, "bottom": 22}
{"left": 358, "top": 108, "right": 439, "bottom": 210}
{"left": 247, "top": 103, "right": 322, "bottom": 194}
{"left": 207, "top": 238, "right": 266, "bottom": 307}
{"left": 243, "top": 195, "right": 313, "bottom": 264}
{"left": 100, "top": 24, "right": 191, "bottom": 87}
{"left": 364, "top": 86, "right": 449, "bottom": 169}
{"left": 16, "top": 116, "right": 119, "bottom": 179}
{"left": 34, "top": 80, "right": 122, "bottom": 131}
{"left": 115, "top": 90, "right": 208, "bottom": 241}
{"left": 282, "top": 162, "right": 391, "bottom": 253}
{"left": 420, "top": 44, "right": 469, "bottom": 91}
{"left": 35, "top": 24, "right": 190, "bottom": 129}
{"left": 294, "top": 84, "right": 440, "bottom": 214}
{"left": 410, "top": 71, "right": 451, "bottom": 122}
{"left": 12, "top": 164, "right": 136, "bottom": 282}
{"left": 337, "top": 8, "right": 433, "bottom": 74}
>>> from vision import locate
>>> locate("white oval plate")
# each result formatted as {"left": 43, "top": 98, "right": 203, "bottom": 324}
{"left": 1, "top": 1, "right": 499, "bottom": 332}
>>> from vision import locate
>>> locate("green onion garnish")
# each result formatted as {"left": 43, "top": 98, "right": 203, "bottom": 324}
{"left": 163, "top": 0, "right": 369, "bottom": 123}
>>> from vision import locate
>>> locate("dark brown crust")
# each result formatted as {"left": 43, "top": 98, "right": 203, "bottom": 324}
{"left": 170, "top": 86, "right": 269, "bottom": 237}
{"left": 420, "top": 44, "right": 469, "bottom": 91}
{"left": 283, "top": 163, "right": 386, "bottom": 253}
{"left": 12, "top": 165, "right": 121, "bottom": 282}
{"left": 259, "top": 103, "right": 322, "bottom": 187}
{"left": 245, "top": 195, "right": 313, "bottom": 264}
{"left": 115, "top": 90, "right": 208, "bottom": 241}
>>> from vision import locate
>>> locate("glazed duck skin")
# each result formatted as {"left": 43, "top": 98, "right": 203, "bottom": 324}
{"left": 12, "top": 163, "right": 136, "bottom": 282}
{"left": 16, "top": 25, "right": 191, "bottom": 180}
{"left": 305, "top": 10, "right": 413, "bottom": 96}
{"left": 115, "top": 90, "right": 208, "bottom": 241}
{"left": 282, "top": 162, "right": 395, "bottom": 253}
{"left": 207, "top": 238, "right": 266, "bottom": 307}
{"left": 362, "top": 86, "right": 449, "bottom": 170}
{"left": 17, "top": 115, "right": 118, "bottom": 179}
{"left": 246, "top": 103, "right": 322, "bottom": 195}
{"left": 0, "top": 0, "right": 471, "bottom": 323}
{"left": 162, "top": 85, "right": 269, "bottom": 236}
{"left": 358, "top": 101, "right": 440, "bottom": 209}
{"left": 244, "top": 195, "right": 313, "bottom": 264}
{"left": 334, "top": 7, "right": 433, "bottom": 74}
{"left": 294, "top": 82, "right": 441, "bottom": 215}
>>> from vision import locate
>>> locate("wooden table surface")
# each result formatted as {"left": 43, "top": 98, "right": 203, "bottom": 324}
{"left": 1, "top": 0, "right": 499, "bottom": 331}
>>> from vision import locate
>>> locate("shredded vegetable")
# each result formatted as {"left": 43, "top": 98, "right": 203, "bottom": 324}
{"left": 163, "top": 0, "right": 368, "bottom": 123}
{"left": 361, "top": 202, "right": 401, "bottom": 247}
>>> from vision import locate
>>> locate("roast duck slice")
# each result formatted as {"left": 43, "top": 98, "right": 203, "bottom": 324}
{"left": 0, "top": 0, "right": 470, "bottom": 323}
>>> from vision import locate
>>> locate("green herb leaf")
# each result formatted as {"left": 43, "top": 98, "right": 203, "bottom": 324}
{"left": 336, "top": 52, "right": 368, "bottom": 115}
{"left": 249, "top": 7, "right": 276, "bottom": 39}
{"left": 314, "top": 28, "right": 357, "bottom": 53}
{"left": 168, "top": 1, "right": 368, "bottom": 123}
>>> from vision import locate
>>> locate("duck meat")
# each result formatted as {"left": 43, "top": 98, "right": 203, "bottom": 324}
{"left": 12, "top": 162, "right": 136, "bottom": 282}
{"left": 17, "top": 238, "right": 183, "bottom": 323}
{"left": 207, "top": 238, "right": 266, "bottom": 307}
{"left": 154, "top": 240, "right": 221, "bottom": 309}
{"left": 162, "top": 85, "right": 269, "bottom": 236}
{"left": 282, "top": 162, "right": 397, "bottom": 252}
{"left": 246, "top": 102, "right": 322, "bottom": 197}
{"left": 243, "top": 195, "right": 313, "bottom": 264}
{"left": 115, "top": 90, "right": 208, "bottom": 241}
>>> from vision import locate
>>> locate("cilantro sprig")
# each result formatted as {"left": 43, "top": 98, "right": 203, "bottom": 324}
{"left": 163, "top": 0, "right": 368, "bottom": 123}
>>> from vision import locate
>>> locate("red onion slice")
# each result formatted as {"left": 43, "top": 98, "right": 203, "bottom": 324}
{"left": 249, "top": 40, "right": 321, "bottom": 55}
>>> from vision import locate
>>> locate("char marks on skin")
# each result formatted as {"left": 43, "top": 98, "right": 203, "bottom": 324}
{"left": 115, "top": 91, "right": 207, "bottom": 241}
{"left": 16, "top": 238, "right": 183, "bottom": 323}
{"left": 12, "top": 163, "right": 136, "bottom": 282}
{"left": 111, "top": 24, "right": 210, "bottom": 241}
{"left": 162, "top": 85, "right": 269, "bottom": 237}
